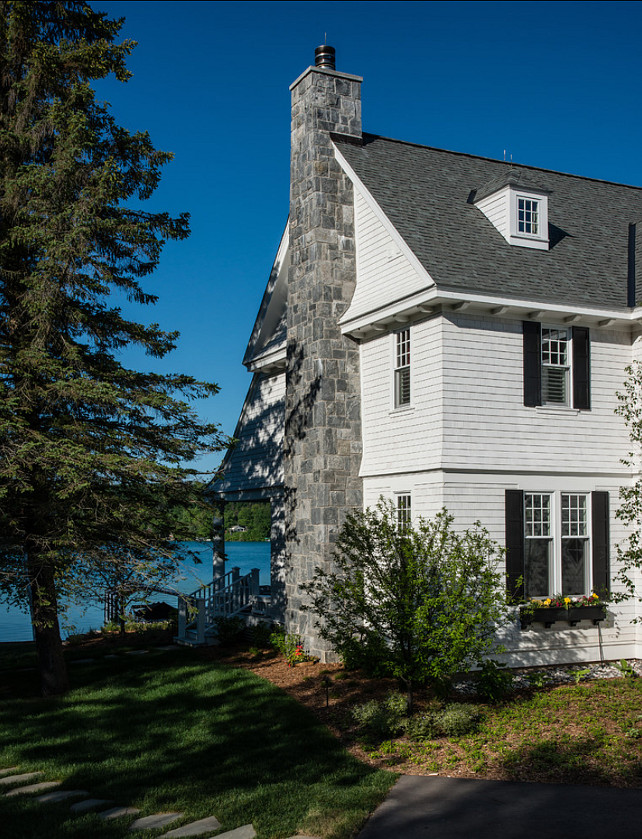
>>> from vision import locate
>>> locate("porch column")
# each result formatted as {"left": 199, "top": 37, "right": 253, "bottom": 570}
{"left": 212, "top": 501, "right": 225, "bottom": 581}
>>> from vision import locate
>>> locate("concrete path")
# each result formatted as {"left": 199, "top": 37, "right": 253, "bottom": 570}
{"left": 356, "top": 775, "right": 642, "bottom": 839}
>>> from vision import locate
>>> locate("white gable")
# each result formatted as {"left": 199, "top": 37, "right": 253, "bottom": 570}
{"left": 214, "top": 371, "right": 284, "bottom": 498}
{"left": 243, "top": 225, "right": 288, "bottom": 371}
{"left": 334, "top": 145, "right": 435, "bottom": 328}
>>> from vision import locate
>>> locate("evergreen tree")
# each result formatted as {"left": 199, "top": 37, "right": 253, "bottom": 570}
{"left": 0, "top": 1, "right": 225, "bottom": 695}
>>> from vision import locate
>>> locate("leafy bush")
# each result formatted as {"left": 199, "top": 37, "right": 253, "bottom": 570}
{"left": 248, "top": 621, "right": 274, "bottom": 648}
{"left": 352, "top": 692, "right": 408, "bottom": 740}
{"left": 404, "top": 703, "right": 481, "bottom": 740}
{"left": 214, "top": 616, "right": 245, "bottom": 645}
{"left": 476, "top": 659, "right": 514, "bottom": 702}
{"left": 437, "top": 703, "right": 481, "bottom": 737}
{"left": 302, "top": 500, "right": 509, "bottom": 710}
{"left": 270, "top": 627, "right": 307, "bottom": 666}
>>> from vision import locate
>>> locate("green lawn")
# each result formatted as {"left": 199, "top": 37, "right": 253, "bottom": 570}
{"left": 0, "top": 647, "right": 394, "bottom": 839}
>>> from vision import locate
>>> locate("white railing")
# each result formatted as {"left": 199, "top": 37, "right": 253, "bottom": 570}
{"left": 176, "top": 567, "right": 260, "bottom": 644}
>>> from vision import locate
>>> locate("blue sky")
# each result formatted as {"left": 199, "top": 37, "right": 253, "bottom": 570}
{"left": 94, "top": 0, "right": 642, "bottom": 473}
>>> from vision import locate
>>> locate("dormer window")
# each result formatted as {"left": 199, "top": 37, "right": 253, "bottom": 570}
{"left": 474, "top": 169, "right": 550, "bottom": 250}
{"left": 518, "top": 197, "right": 539, "bottom": 236}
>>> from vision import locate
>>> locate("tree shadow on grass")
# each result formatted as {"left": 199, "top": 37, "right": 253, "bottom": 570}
{"left": 495, "top": 736, "right": 642, "bottom": 788}
{"left": 0, "top": 650, "right": 394, "bottom": 839}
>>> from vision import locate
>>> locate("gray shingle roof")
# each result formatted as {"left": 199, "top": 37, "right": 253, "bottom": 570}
{"left": 334, "top": 133, "right": 642, "bottom": 310}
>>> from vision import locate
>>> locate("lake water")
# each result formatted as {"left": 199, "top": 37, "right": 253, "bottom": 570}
{"left": 0, "top": 541, "right": 271, "bottom": 643}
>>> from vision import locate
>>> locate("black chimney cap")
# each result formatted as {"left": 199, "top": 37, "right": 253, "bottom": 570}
{"left": 315, "top": 44, "right": 336, "bottom": 70}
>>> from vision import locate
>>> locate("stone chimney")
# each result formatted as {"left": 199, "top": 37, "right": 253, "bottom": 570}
{"left": 283, "top": 47, "right": 363, "bottom": 660}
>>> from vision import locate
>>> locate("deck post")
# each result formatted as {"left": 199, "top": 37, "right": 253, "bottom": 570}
{"left": 177, "top": 596, "right": 188, "bottom": 640}
{"left": 195, "top": 597, "right": 206, "bottom": 644}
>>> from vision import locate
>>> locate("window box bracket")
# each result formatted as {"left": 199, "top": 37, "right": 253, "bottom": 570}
{"left": 520, "top": 605, "right": 607, "bottom": 629}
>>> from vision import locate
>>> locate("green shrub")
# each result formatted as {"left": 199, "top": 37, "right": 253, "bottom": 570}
{"left": 404, "top": 703, "right": 481, "bottom": 740}
{"left": 214, "top": 616, "right": 245, "bottom": 645}
{"left": 302, "top": 500, "right": 510, "bottom": 711}
{"left": 403, "top": 713, "right": 438, "bottom": 740}
{"left": 270, "top": 626, "right": 306, "bottom": 666}
{"left": 437, "top": 703, "right": 481, "bottom": 736}
{"left": 248, "top": 621, "right": 274, "bottom": 648}
{"left": 352, "top": 692, "right": 407, "bottom": 740}
{"left": 477, "top": 659, "right": 514, "bottom": 702}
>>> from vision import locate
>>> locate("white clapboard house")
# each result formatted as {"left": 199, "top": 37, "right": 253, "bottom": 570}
{"left": 210, "top": 46, "right": 642, "bottom": 665}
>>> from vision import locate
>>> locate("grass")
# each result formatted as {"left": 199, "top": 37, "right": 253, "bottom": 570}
{"left": 0, "top": 642, "right": 395, "bottom": 839}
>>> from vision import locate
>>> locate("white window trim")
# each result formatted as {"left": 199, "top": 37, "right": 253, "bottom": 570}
{"left": 508, "top": 189, "right": 549, "bottom": 250}
{"left": 541, "top": 324, "right": 573, "bottom": 408}
{"left": 524, "top": 490, "right": 593, "bottom": 597}
{"left": 392, "top": 328, "right": 411, "bottom": 410}
{"left": 395, "top": 492, "right": 412, "bottom": 531}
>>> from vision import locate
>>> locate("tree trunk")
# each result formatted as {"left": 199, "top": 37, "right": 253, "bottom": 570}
{"left": 118, "top": 595, "right": 126, "bottom": 636}
{"left": 27, "top": 552, "right": 69, "bottom": 696}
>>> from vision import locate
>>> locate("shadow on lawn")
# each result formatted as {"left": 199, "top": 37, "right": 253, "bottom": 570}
{"left": 495, "top": 736, "right": 642, "bottom": 788}
{"left": 0, "top": 650, "right": 394, "bottom": 839}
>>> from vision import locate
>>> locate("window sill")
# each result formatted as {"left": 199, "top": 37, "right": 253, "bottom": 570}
{"left": 535, "top": 405, "right": 580, "bottom": 416}
{"left": 390, "top": 405, "right": 415, "bottom": 416}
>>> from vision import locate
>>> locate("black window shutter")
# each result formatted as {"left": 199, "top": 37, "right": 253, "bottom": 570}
{"left": 523, "top": 321, "right": 541, "bottom": 406}
{"left": 591, "top": 491, "right": 610, "bottom": 597}
{"left": 505, "top": 490, "right": 524, "bottom": 601}
{"left": 572, "top": 326, "right": 590, "bottom": 410}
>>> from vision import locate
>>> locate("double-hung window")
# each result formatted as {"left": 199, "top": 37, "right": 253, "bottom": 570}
{"left": 394, "top": 329, "right": 411, "bottom": 408}
{"left": 541, "top": 327, "right": 570, "bottom": 405}
{"left": 396, "top": 494, "right": 412, "bottom": 531}
{"left": 523, "top": 322, "right": 590, "bottom": 410}
{"left": 506, "top": 490, "right": 609, "bottom": 601}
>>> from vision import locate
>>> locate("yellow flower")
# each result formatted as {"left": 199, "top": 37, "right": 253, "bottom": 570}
{"left": 592, "top": 592, "right": 599, "bottom": 600}
{"left": 564, "top": 597, "right": 571, "bottom": 605}
{"left": 544, "top": 598, "right": 551, "bottom": 606}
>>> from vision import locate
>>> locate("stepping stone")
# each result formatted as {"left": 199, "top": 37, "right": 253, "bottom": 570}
{"left": 0, "top": 771, "right": 43, "bottom": 786}
{"left": 104, "top": 654, "right": 119, "bottom": 659}
{"left": 130, "top": 812, "right": 183, "bottom": 830}
{"left": 0, "top": 767, "right": 20, "bottom": 777}
{"left": 37, "top": 789, "right": 88, "bottom": 804}
{"left": 217, "top": 827, "right": 257, "bottom": 839}
{"left": 6, "top": 781, "right": 61, "bottom": 797}
{"left": 125, "top": 650, "right": 149, "bottom": 656}
{"left": 160, "top": 815, "right": 222, "bottom": 837}
{"left": 99, "top": 806, "right": 141, "bottom": 821}
{"left": 157, "top": 645, "right": 180, "bottom": 651}
{"left": 70, "top": 798, "right": 114, "bottom": 813}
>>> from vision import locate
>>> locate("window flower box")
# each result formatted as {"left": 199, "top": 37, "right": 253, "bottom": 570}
{"left": 520, "top": 596, "right": 607, "bottom": 629}
{"left": 567, "top": 605, "right": 607, "bottom": 626}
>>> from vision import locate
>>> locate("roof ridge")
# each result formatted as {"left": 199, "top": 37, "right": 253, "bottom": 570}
{"left": 353, "top": 131, "right": 642, "bottom": 193}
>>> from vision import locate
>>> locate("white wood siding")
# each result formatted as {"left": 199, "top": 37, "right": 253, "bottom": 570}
{"left": 364, "top": 471, "right": 641, "bottom": 664}
{"left": 441, "top": 314, "right": 632, "bottom": 475}
{"left": 441, "top": 475, "right": 641, "bottom": 664}
{"left": 216, "top": 372, "right": 284, "bottom": 495}
{"left": 475, "top": 187, "right": 509, "bottom": 240}
{"left": 345, "top": 188, "right": 430, "bottom": 322}
{"left": 360, "top": 317, "right": 443, "bottom": 477}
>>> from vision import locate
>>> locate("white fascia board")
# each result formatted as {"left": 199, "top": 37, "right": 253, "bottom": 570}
{"left": 245, "top": 346, "right": 287, "bottom": 373}
{"left": 243, "top": 222, "right": 289, "bottom": 366}
{"left": 341, "top": 284, "right": 640, "bottom": 336}
{"left": 332, "top": 142, "right": 436, "bottom": 321}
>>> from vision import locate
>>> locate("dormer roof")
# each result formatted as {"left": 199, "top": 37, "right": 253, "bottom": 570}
{"left": 474, "top": 168, "right": 552, "bottom": 203}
